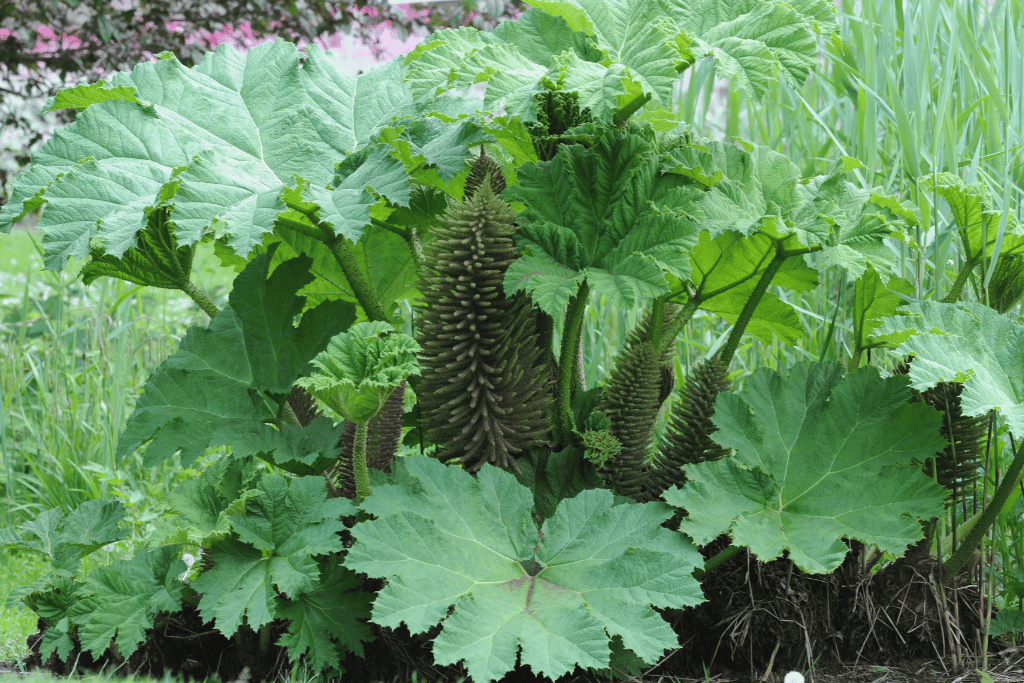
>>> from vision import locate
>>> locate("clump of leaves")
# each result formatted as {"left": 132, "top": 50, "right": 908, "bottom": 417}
{"left": 345, "top": 455, "right": 705, "bottom": 683}
{"left": 116, "top": 246, "right": 355, "bottom": 475}
{"left": 0, "top": 500, "right": 130, "bottom": 661}
{"left": 295, "top": 321, "right": 420, "bottom": 503}
{"left": 192, "top": 472, "right": 372, "bottom": 674}
{"left": 665, "top": 362, "right": 948, "bottom": 573}
{"left": 416, "top": 155, "right": 553, "bottom": 471}
{"left": 647, "top": 356, "right": 731, "bottom": 500}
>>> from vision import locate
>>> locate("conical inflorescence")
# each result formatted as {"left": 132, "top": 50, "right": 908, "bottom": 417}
{"left": 598, "top": 308, "right": 679, "bottom": 499}
{"left": 646, "top": 356, "right": 731, "bottom": 500}
{"left": 894, "top": 358, "right": 987, "bottom": 507}
{"left": 415, "top": 152, "right": 552, "bottom": 472}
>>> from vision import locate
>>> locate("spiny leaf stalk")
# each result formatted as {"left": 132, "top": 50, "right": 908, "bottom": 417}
{"left": 416, "top": 157, "right": 552, "bottom": 472}
{"left": 288, "top": 382, "right": 406, "bottom": 499}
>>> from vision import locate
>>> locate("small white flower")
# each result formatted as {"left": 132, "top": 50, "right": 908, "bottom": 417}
{"left": 784, "top": 672, "right": 805, "bottom": 683}
{"left": 181, "top": 551, "right": 199, "bottom": 581}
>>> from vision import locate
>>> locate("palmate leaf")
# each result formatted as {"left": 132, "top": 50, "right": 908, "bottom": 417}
{"left": 0, "top": 41, "right": 443, "bottom": 269}
{"left": 194, "top": 475, "right": 354, "bottom": 636}
{"left": 117, "top": 247, "right": 354, "bottom": 470}
{"left": 877, "top": 301, "right": 1024, "bottom": 437}
{"left": 347, "top": 456, "right": 704, "bottom": 683}
{"left": 503, "top": 125, "right": 701, "bottom": 316}
{"left": 71, "top": 545, "right": 187, "bottom": 659}
{"left": 664, "top": 362, "right": 948, "bottom": 573}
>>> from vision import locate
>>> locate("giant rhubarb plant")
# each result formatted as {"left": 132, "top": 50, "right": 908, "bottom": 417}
{"left": 3, "top": 0, "right": 999, "bottom": 677}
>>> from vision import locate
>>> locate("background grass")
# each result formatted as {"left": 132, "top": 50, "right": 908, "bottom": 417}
{"left": 1, "top": 0, "right": 1023, "bottom": 677}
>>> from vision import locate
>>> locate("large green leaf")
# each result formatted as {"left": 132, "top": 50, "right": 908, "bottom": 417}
{"left": 791, "top": 165, "right": 906, "bottom": 281}
{"left": 674, "top": 140, "right": 802, "bottom": 238}
{"left": 79, "top": 207, "right": 196, "bottom": 289}
{"left": 876, "top": 301, "right": 1024, "bottom": 437}
{"left": 0, "top": 42, "right": 427, "bottom": 267}
{"left": 406, "top": 0, "right": 832, "bottom": 126}
{"left": 664, "top": 362, "right": 948, "bottom": 573}
{"left": 117, "top": 247, "right": 355, "bottom": 469}
{"left": 503, "top": 125, "right": 701, "bottom": 316}
{"left": 346, "top": 456, "right": 704, "bottom": 683}
{"left": 688, "top": 230, "right": 818, "bottom": 344}
{"left": 194, "top": 475, "right": 354, "bottom": 636}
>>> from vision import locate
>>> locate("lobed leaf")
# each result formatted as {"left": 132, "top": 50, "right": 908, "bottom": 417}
{"left": 665, "top": 362, "right": 948, "bottom": 573}
{"left": 194, "top": 475, "right": 353, "bottom": 636}
{"left": 0, "top": 41, "right": 434, "bottom": 268}
{"left": 117, "top": 247, "right": 355, "bottom": 470}
{"left": 71, "top": 546, "right": 187, "bottom": 659}
{"left": 347, "top": 456, "right": 704, "bottom": 683}
{"left": 276, "top": 556, "right": 374, "bottom": 674}
{"left": 503, "top": 125, "right": 700, "bottom": 316}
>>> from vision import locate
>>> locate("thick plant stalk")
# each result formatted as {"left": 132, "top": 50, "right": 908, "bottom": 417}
{"left": 714, "top": 243, "right": 819, "bottom": 365}
{"left": 941, "top": 256, "right": 979, "bottom": 304}
{"left": 327, "top": 237, "right": 390, "bottom": 322}
{"left": 716, "top": 247, "right": 785, "bottom": 364}
{"left": 289, "top": 383, "right": 405, "bottom": 499}
{"left": 351, "top": 421, "right": 371, "bottom": 504}
{"left": 181, "top": 280, "right": 218, "bottom": 318}
{"left": 555, "top": 282, "right": 591, "bottom": 445}
{"left": 278, "top": 203, "right": 390, "bottom": 323}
